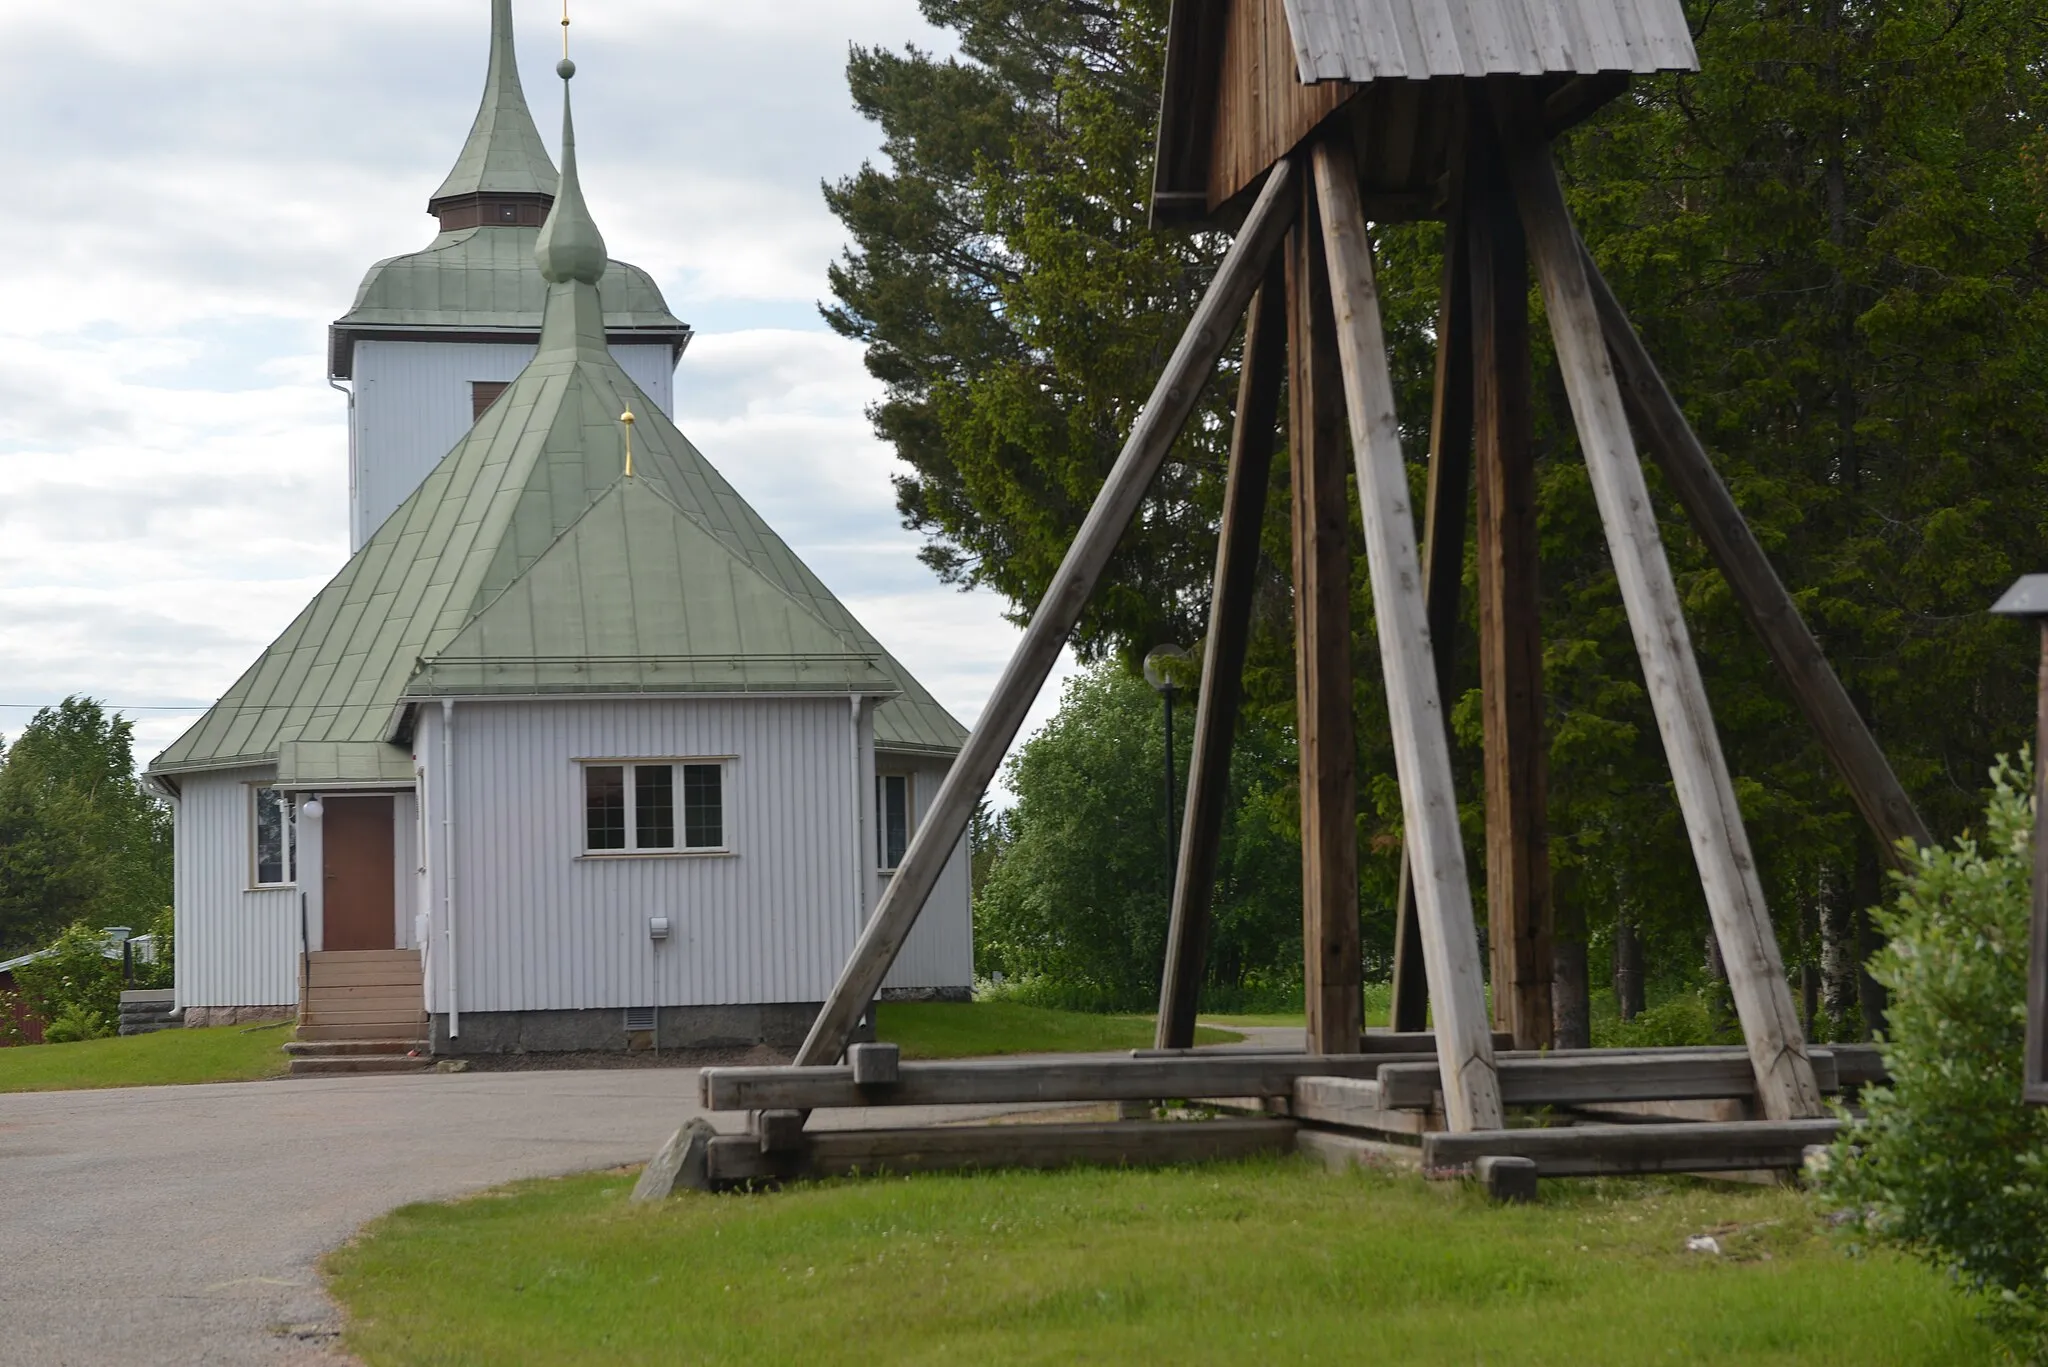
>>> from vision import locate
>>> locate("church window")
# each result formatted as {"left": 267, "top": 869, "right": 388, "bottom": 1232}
{"left": 878, "top": 774, "right": 911, "bottom": 871}
{"left": 252, "top": 786, "right": 295, "bottom": 887}
{"left": 583, "top": 762, "right": 726, "bottom": 854}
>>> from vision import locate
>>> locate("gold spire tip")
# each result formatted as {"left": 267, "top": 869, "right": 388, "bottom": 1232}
{"left": 621, "top": 409, "right": 636, "bottom": 479}
{"left": 562, "top": 0, "right": 571, "bottom": 58}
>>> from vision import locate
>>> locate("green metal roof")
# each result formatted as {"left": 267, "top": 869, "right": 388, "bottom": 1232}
{"left": 430, "top": 0, "right": 559, "bottom": 207}
{"left": 157, "top": 128, "right": 965, "bottom": 783}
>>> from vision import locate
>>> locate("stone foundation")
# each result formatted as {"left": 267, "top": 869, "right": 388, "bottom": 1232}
{"left": 430, "top": 1003, "right": 876, "bottom": 1056}
{"left": 117, "top": 989, "right": 177, "bottom": 1036}
{"left": 182, "top": 1005, "right": 295, "bottom": 1029}
{"left": 879, "top": 985, "right": 973, "bottom": 1004}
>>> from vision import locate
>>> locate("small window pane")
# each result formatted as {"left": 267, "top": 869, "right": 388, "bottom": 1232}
{"left": 254, "top": 787, "right": 291, "bottom": 885}
{"left": 585, "top": 766, "right": 626, "bottom": 851}
{"left": 682, "top": 764, "right": 723, "bottom": 849}
{"left": 635, "top": 764, "right": 676, "bottom": 849}
{"left": 879, "top": 775, "right": 910, "bottom": 869}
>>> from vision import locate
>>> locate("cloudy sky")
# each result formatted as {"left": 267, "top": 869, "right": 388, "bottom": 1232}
{"left": 0, "top": 0, "right": 1079, "bottom": 787}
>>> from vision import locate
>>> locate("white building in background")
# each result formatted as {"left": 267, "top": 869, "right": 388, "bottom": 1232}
{"left": 147, "top": 1, "right": 972, "bottom": 1056}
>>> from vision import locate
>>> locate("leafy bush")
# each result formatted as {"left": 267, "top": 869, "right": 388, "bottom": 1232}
{"left": 40, "top": 1002, "right": 112, "bottom": 1044}
{"left": 1818, "top": 755, "right": 2048, "bottom": 1355}
{"left": 1588, "top": 986, "right": 1736, "bottom": 1049}
{"left": 10, "top": 922, "right": 123, "bottom": 1030}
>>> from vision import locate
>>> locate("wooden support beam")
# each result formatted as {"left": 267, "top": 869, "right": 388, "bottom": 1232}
{"left": 1496, "top": 113, "right": 1825, "bottom": 1123}
{"left": 1374, "top": 1048, "right": 1842, "bottom": 1110}
{"left": 1310, "top": 137, "right": 1503, "bottom": 1134}
{"left": 1156, "top": 257, "right": 1288, "bottom": 1050}
{"left": 1292, "top": 1076, "right": 1431, "bottom": 1135}
{"left": 1289, "top": 167, "right": 1363, "bottom": 1056}
{"left": 703, "top": 1118, "right": 1299, "bottom": 1186}
{"left": 700, "top": 1050, "right": 1438, "bottom": 1113}
{"left": 1390, "top": 171, "right": 1475, "bottom": 1035}
{"left": 1578, "top": 243, "right": 1934, "bottom": 868}
{"left": 791, "top": 162, "right": 1300, "bottom": 1067}
{"left": 1468, "top": 115, "right": 1553, "bottom": 1050}
{"left": 1422, "top": 1118, "right": 1842, "bottom": 1178}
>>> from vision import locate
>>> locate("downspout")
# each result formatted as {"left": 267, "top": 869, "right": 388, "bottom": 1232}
{"left": 329, "top": 377, "right": 358, "bottom": 551}
{"left": 441, "top": 698, "right": 459, "bottom": 1039}
{"left": 850, "top": 696, "right": 866, "bottom": 937}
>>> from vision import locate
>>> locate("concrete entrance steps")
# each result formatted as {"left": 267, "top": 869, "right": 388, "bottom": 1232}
{"left": 293, "top": 949, "right": 431, "bottom": 1076}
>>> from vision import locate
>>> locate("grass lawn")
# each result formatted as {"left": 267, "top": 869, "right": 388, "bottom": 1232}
{"left": 873, "top": 1001, "right": 1237, "bottom": 1059}
{"left": 0, "top": 1023, "right": 292, "bottom": 1092}
{"left": 325, "top": 1158, "right": 1994, "bottom": 1366}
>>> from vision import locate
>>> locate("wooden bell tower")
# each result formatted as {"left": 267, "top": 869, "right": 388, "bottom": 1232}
{"left": 792, "top": 0, "right": 1932, "bottom": 1136}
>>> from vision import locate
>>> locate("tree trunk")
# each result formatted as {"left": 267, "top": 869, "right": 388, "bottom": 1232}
{"left": 1704, "top": 929, "right": 1735, "bottom": 1037}
{"left": 1819, "top": 863, "right": 1857, "bottom": 1041}
{"left": 1614, "top": 910, "right": 1645, "bottom": 1021}
{"left": 1854, "top": 842, "right": 1888, "bottom": 1039}
{"left": 1799, "top": 888, "right": 1819, "bottom": 1043}
{"left": 1551, "top": 867, "right": 1590, "bottom": 1049}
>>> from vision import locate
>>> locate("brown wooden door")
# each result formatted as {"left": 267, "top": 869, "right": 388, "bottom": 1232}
{"left": 323, "top": 796, "right": 396, "bottom": 951}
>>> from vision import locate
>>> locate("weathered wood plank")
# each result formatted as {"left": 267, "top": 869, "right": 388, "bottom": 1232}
{"left": 1497, "top": 110, "right": 1824, "bottom": 1123}
{"left": 1579, "top": 241, "right": 1932, "bottom": 867}
{"left": 704, "top": 1118, "right": 1299, "bottom": 1185}
{"left": 1376, "top": 1049, "right": 1842, "bottom": 1110}
{"left": 1422, "top": 1119, "right": 1842, "bottom": 1177}
{"left": 1469, "top": 113, "right": 1553, "bottom": 1050}
{"left": 792, "top": 164, "right": 1300, "bottom": 1067}
{"left": 1295, "top": 1125, "right": 1423, "bottom": 1172}
{"left": 1311, "top": 134, "right": 1502, "bottom": 1132}
{"left": 1392, "top": 144, "right": 1474, "bottom": 1035}
{"left": 1289, "top": 165, "right": 1363, "bottom": 1056}
{"left": 701, "top": 1051, "right": 1440, "bottom": 1113}
{"left": 1292, "top": 1076, "right": 1430, "bottom": 1135}
{"left": 1157, "top": 258, "right": 1288, "bottom": 1050}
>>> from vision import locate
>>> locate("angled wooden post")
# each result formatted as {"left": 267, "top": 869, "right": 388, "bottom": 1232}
{"left": 1290, "top": 169, "right": 1363, "bottom": 1056}
{"left": 1389, "top": 179, "right": 1474, "bottom": 1036}
{"left": 794, "top": 163, "right": 1300, "bottom": 1067}
{"left": 1311, "top": 138, "right": 1502, "bottom": 1132}
{"left": 1579, "top": 246, "right": 1933, "bottom": 867}
{"left": 1468, "top": 114, "right": 1553, "bottom": 1051}
{"left": 1155, "top": 257, "right": 1287, "bottom": 1050}
{"left": 1499, "top": 118, "right": 1824, "bottom": 1122}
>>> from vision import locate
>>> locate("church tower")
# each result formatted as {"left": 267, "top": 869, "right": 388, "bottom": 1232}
{"left": 328, "top": 0, "right": 692, "bottom": 551}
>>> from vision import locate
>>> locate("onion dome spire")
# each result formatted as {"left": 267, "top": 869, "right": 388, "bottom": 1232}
{"left": 534, "top": 56, "right": 608, "bottom": 285}
{"left": 428, "top": 0, "right": 560, "bottom": 220}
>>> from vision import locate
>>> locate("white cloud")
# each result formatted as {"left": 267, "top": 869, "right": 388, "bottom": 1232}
{"left": 0, "top": 0, "right": 1058, "bottom": 794}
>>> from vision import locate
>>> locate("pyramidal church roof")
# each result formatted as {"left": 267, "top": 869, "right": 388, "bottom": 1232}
{"left": 155, "top": 42, "right": 966, "bottom": 785}
{"left": 328, "top": 0, "right": 689, "bottom": 380}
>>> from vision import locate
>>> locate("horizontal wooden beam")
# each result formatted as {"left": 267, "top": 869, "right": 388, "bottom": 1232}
{"left": 703, "top": 1118, "right": 1298, "bottom": 1185}
{"left": 1376, "top": 1049, "right": 1843, "bottom": 1110}
{"left": 700, "top": 1051, "right": 1438, "bottom": 1113}
{"left": 1291, "top": 1077, "right": 1430, "bottom": 1135}
{"left": 1422, "top": 1118, "right": 1842, "bottom": 1177}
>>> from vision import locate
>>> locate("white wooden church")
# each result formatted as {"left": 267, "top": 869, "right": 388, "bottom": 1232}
{"left": 147, "top": 1, "right": 973, "bottom": 1055}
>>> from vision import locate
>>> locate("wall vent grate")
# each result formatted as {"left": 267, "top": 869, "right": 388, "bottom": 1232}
{"left": 623, "top": 1007, "right": 657, "bottom": 1032}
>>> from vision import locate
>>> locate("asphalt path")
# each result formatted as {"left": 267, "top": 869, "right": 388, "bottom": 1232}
{"left": 0, "top": 1024, "right": 1292, "bottom": 1365}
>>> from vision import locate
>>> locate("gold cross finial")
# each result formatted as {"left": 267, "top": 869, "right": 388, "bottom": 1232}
{"left": 561, "top": 0, "right": 571, "bottom": 59}
{"left": 621, "top": 410, "right": 636, "bottom": 479}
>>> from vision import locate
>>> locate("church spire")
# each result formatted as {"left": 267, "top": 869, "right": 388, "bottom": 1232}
{"left": 535, "top": 55, "right": 607, "bottom": 286}
{"left": 428, "top": 0, "right": 561, "bottom": 222}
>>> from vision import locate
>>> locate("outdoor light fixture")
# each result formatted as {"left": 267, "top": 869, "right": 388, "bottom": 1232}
{"left": 1990, "top": 574, "right": 2048, "bottom": 1106}
{"left": 648, "top": 916, "right": 671, "bottom": 942}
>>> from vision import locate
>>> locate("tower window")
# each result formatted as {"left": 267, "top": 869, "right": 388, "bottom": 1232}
{"left": 472, "top": 381, "right": 509, "bottom": 421}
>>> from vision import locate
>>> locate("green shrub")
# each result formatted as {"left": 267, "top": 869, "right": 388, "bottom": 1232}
{"left": 1588, "top": 986, "right": 1737, "bottom": 1049}
{"left": 1818, "top": 754, "right": 2048, "bottom": 1356}
{"left": 10, "top": 922, "right": 123, "bottom": 1029}
{"left": 40, "top": 1002, "right": 113, "bottom": 1044}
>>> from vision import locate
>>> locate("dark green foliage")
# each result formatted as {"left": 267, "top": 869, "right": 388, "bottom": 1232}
{"left": 975, "top": 662, "right": 1300, "bottom": 1010}
{"left": 1819, "top": 756, "right": 2048, "bottom": 1355}
{"left": 12, "top": 922, "right": 126, "bottom": 1041}
{"left": 829, "top": 0, "right": 2048, "bottom": 1012}
{"left": 0, "top": 699, "right": 172, "bottom": 958}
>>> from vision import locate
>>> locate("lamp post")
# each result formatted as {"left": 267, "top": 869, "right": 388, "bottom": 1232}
{"left": 1990, "top": 574, "right": 2048, "bottom": 1106}
{"left": 1143, "top": 645, "right": 1194, "bottom": 906}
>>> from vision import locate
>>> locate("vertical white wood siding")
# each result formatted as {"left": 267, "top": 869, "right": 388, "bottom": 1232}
{"left": 418, "top": 697, "right": 969, "bottom": 1015}
{"left": 880, "top": 755, "right": 975, "bottom": 990}
{"left": 349, "top": 339, "right": 677, "bottom": 550}
{"left": 171, "top": 769, "right": 300, "bottom": 1009}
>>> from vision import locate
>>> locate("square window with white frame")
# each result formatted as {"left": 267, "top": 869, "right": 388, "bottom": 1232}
{"left": 252, "top": 786, "right": 296, "bottom": 887}
{"left": 878, "top": 772, "right": 913, "bottom": 871}
{"left": 583, "top": 761, "right": 725, "bottom": 854}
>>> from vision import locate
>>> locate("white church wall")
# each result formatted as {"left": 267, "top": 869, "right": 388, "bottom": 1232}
{"left": 881, "top": 754, "right": 974, "bottom": 991}
{"left": 349, "top": 338, "right": 677, "bottom": 550}
{"left": 172, "top": 768, "right": 299, "bottom": 1010}
{"left": 393, "top": 789, "right": 419, "bottom": 951}
{"left": 416, "top": 696, "right": 870, "bottom": 1018}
